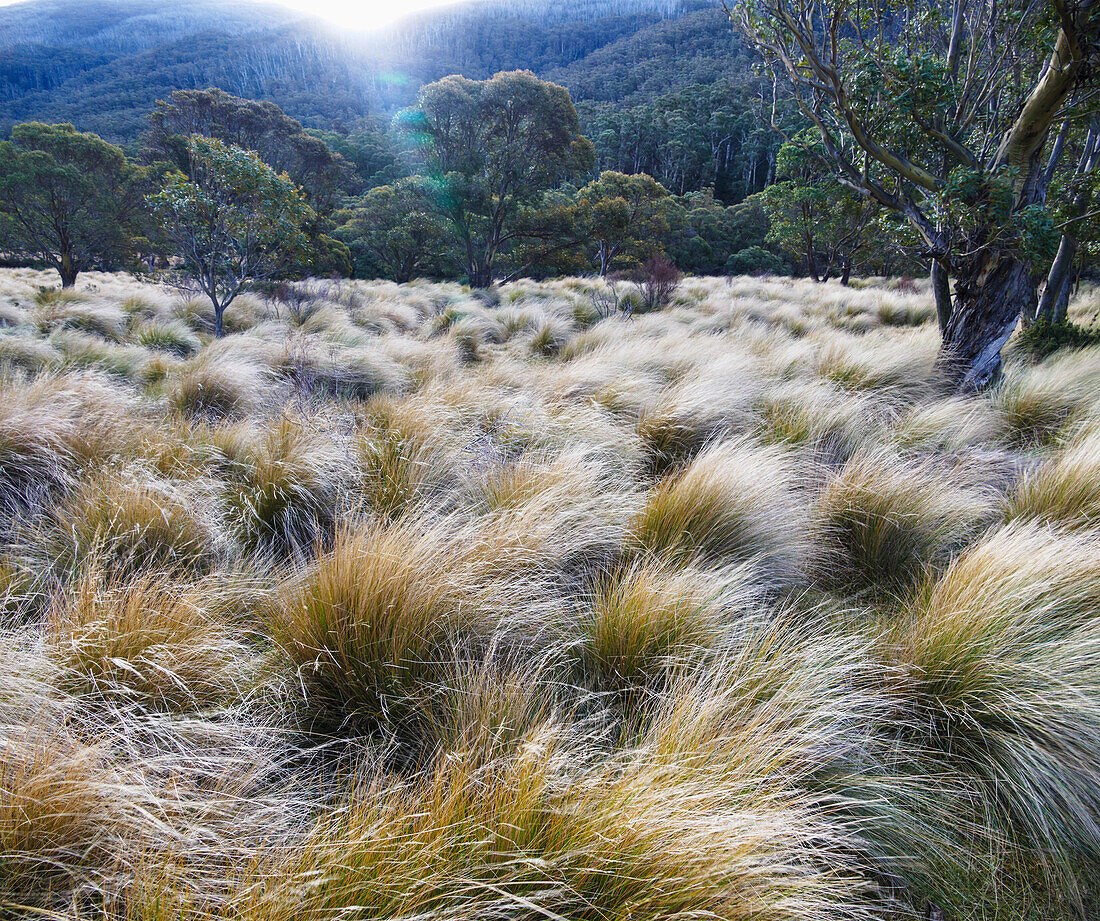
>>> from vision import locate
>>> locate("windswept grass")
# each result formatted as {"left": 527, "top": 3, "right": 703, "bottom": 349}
{"left": 629, "top": 438, "right": 805, "bottom": 585}
{"left": 0, "top": 268, "right": 1097, "bottom": 918}
{"left": 811, "top": 448, "right": 993, "bottom": 598}
{"left": 884, "top": 524, "right": 1100, "bottom": 883}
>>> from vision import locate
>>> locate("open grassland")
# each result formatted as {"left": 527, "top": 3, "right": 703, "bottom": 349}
{"left": 3, "top": 267, "right": 1100, "bottom": 919}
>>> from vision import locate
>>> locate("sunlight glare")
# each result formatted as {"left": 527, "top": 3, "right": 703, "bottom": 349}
{"left": 271, "top": 0, "right": 472, "bottom": 30}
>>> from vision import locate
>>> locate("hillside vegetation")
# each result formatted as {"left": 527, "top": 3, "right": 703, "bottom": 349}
{"left": 0, "top": 0, "right": 738, "bottom": 139}
{"left": 3, "top": 268, "right": 1100, "bottom": 917}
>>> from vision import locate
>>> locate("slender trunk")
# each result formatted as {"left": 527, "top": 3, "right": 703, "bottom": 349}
{"left": 1037, "top": 234, "right": 1077, "bottom": 324}
{"left": 935, "top": 249, "right": 1033, "bottom": 391}
{"left": 931, "top": 258, "right": 952, "bottom": 333}
{"left": 212, "top": 295, "right": 225, "bottom": 338}
{"left": 840, "top": 257, "right": 852, "bottom": 287}
{"left": 1053, "top": 266, "right": 1078, "bottom": 326}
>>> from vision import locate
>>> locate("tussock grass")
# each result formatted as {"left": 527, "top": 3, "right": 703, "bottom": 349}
{"left": 0, "top": 370, "right": 134, "bottom": 516}
{"left": 629, "top": 438, "right": 805, "bottom": 584}
{"left": 47, "top": 570, "right": 247, "bottom": 712}
{"left": 577, "top": 560, "right": 739, "bottom": 705}
{"left": 167, "top": 350, "right": 271, "bottom": 418}
{"left": 0, "top": 724, "right": 125, "bottom": 906}
{"left": 884, "top": 523, "right": 1100, "bottom": 878}
{"left": 811, "top": 448, "right": 992, "bottom": 597}
{"left": 268, "top": 523, "right": 495, "bottom": 745}
{"left": 0, "top": 268, "right": 1097, "bottom": 916}
{"left": 218, "top": 418, "right": 341, "bottom": 560}
{"left": 756, "top": 380, "right": 881, "bottom": 462}
{"left": 994, "top": 347, "right": 1100, "bottom": 446}
{"left": 1006, "top": 424, "right": 1100, "bottom": 530}
{"left": 49, "top": 472, "right": 216, "bottom": 578}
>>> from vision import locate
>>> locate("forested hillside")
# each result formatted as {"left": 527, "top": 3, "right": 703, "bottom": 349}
{"left": 0, "top": 0, "right": 738, "bottom": 140}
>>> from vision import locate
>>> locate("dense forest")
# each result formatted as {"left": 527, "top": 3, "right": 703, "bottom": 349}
{"left": 0, "top": 1, "right": 738, "bottom": 138}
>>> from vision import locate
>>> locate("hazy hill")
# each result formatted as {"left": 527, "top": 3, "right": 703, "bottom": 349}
{"left": 0, "top": 0, "right": 742, "bottom": 140}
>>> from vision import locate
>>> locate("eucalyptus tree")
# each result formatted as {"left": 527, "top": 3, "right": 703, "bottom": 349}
{"left": 0, "top": 123, "right": 144, "bottom": 287}
{"left": 734, "top": 0, "right": 1100, "bottom": 388}
{"left": 398, "top": 70, "right": 595, "bottom": 288}
{"left": 148, "top": 136, "right": 314, "bottom": 337}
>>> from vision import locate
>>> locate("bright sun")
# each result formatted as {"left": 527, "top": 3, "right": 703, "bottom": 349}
{"left": 272, "top": 0, "right": 471, "bottom": 29}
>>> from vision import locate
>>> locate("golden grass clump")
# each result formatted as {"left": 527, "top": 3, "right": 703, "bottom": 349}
{"left": 0, "top": 725, "right": 127, "bottom": 907}
{"left": 268, "top": 523, "right": 497, "bottom": 744}
{"left": 884, "top": 523, "right": 1100, "bottom": 876}
{"left": 219, "top": 417, "right": 342, "bottom": 559}
{"left": 0, "top": 370, "right": 135, "bottom": 516}
{"left": 46, "top": 570, "right": 247, "bottom": 712}
{"left": 629, "top": 438, "right": 805, "bottom": 584}
{"left": 50, "top": 473, "right": 216, "bottom": 578}
{"left": 1006, "top": 424, "right": 1100, "bottom": 530}
{"left": 354, "top": 394, "right": 463, "bottom": 519}
{"left": 167, "top": 350, "right": 271, "bottom": 418}
{"left": 577, "top": 561, "right": 740, "bottom": 705}
{"left": 811, "top": 448, "right": 992, "bottom": 597}
{"left": 994, "top": 346, "right": 1100, "bottom": 445}
{"left": 756, "top": 379, "right": 882, "bottom": 462}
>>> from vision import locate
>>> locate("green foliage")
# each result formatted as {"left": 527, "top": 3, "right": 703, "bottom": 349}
{"left": 334, "top": 179, "right": 454, "bottom": 282}
{"left": 575, "top": 170, "right": 675, "bottom": 274}
{"left": 1016, "top": 317, "right": 1100, "bottom": 359}
{"left": 0, "top": 123, "right": 144, "bottom": 287}
{"left": 148, "top": 136, "right": 315, "bottom": 336}
{"left": 146, "top": 88, "right": 350, "bottom": 213}
{"left": 398, "top": 70, "right": 594, "bottom": 286}
{"left": 762, "top": 138, "right": 878, "bottom": 281}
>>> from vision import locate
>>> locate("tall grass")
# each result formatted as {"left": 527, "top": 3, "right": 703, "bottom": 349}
{"left": 811, "top": 448, "right": 993, "bottom": 598}
{"left": 0, "top": 268, "right": 1097, "bottom": 917}
{"left": 629, "top": 438, "right": 805, "bottom": 585}
{"left": 884, "top": 524, "right": 1100, "bottom": 882}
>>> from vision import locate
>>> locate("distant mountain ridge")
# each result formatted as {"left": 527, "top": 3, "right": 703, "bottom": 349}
{"left": 0, "top": 0, "right": 742, "bottom": 141}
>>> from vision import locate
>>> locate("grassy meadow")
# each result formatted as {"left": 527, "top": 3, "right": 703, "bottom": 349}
{"left": 3, "top": 267, "right": 1100, "bottom": 919}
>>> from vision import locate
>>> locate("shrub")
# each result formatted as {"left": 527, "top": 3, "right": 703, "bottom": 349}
{"left": 1015, "top": 317, "right": 1100, "bottom": 360}
{"left": 630, "top": 252, "right": 682, "bottom": 312}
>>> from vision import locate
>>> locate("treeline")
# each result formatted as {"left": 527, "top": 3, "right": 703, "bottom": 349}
{"left": 0, "top": 78, "right": 932, "bottom": 310}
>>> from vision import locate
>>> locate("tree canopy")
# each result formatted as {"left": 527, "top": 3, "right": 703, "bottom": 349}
{"left": 147, "top": 135, "right": 314, "bottom": 336}
{"left": 0, "top": 122, "right": 144, "bottom": 287}
{"left": 734, "top": 0, "right": 1100, "bottom": 388}
{"left": 398, "top": 70, "right": 595, "bottom": 287}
